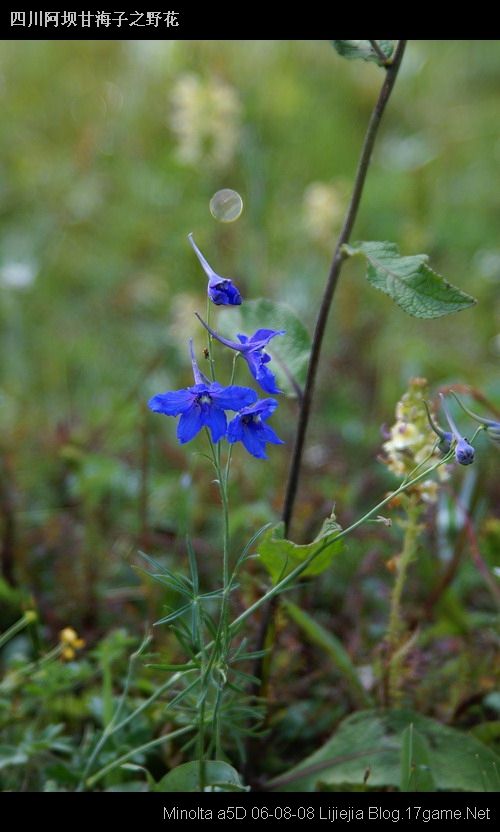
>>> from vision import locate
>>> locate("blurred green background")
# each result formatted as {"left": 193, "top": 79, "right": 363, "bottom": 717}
{"left": 1, "top": 39, "right": 499, "bottom": 640}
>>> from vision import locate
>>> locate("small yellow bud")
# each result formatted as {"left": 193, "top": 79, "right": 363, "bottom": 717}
{"left": 59, "top": 627, "right": 85, "bottom": 656}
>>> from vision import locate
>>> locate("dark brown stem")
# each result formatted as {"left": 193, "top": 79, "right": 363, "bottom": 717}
{"left": 282, "top": 39, "right": 407, "bottom": 536}
{"left": 245, "top": 42, "right": 407, "bottom": 774}
{"left": 369, "top": 40, "right": 391, "bottom": 66}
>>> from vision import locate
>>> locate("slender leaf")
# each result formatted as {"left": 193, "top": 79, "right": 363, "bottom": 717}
{"left": 283, "top": 600, "right": 372, "bottom": 707}
{"left": 400, "top": 723, "right": 436, "bottom": 792}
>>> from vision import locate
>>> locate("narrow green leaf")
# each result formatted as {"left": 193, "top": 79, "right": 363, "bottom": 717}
{"left": 154, "top": 602, "right": 192, "bottom": 625}
{"left": 218, "top": 299, "right": 311, "bottom": 397}
{"left": 146, "top": 662, "right": 199, "bottom": 672}
{"left": 343, "top": 241, "right": 476, "bottom": 319}
{"left": 400, "top": 723, "right": 436, "bottom": 792}
{"left": 156, "top": 760, "right": 245, "bottom": 792}
{"left": 283, "top": 600, "right": 372, "bottom": 708}
{"left": 332, "top": 40, "right": 394, "bottom": 65}
{"left": 257, "top": 507, "right": 345, "bottom": 584}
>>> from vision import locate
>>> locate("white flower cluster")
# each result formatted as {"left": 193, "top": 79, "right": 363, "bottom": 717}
{"left": 382, "top": 378, "right": 450, "bottom": 503}
{"left": 170, "top": 73, "right": 242, "bottom": 170}
{"left": 302, "top": 181, "right": 346, "bottom": 244}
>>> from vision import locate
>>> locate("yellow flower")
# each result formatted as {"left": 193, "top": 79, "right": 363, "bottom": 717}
{"left": 59, "top": 627, "right": 85, "bottom": 660}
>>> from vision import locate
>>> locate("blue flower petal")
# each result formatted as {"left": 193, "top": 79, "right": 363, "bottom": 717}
{"left": 208, "top": 279, "right": 242, "bottom": 306}
{"left": 455, "top": 438, "right": 475, "bottom": 465}
{"left": 261, "top": 424, "right": 284, "bottom": 445}
{"left": 248, "top": 328, "right": 285, "bottom": 346}
{"left": 205, "top": 405, "right": 227, "bottom": 443}
{"left": 210, "top": 384, "right": 257, "bottom": 411}
{"left": 244, "top": 352, "right": 281, "bottom": 394}
{"left": 227, "top": 415, "right": 244, "bottom": 443}
{"left": 148, "top": 390, "right": 193, "bottom": 416}
{"left": 241, "top": 424, "right": 268, "bottom": 459}
{"left": 177, "top": 405, "right": 205, "bottom": 444}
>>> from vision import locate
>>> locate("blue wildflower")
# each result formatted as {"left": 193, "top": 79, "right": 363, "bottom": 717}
{"left": 450, "top": 392, "right": 500, "bottom": 444}
{"left": 188, "top": 233, "right": 242, "bottom": 306}
{"left": 227, "top": 399, "right": 284, "bottom": 459}
{"left": 439, "top": 394, "right": 475, "bottom": 465}
{"left": 148, "top": 341, "right": 257, "bottom": 444}
{"left": 195, "top": 313, "right": 286, "bottom": 394}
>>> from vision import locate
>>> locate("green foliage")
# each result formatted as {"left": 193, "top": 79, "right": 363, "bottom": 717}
{"left": 1, "top": 40, "right": 499, "bottom": 793}
{"left": 218, "top": 299, "right": 311, "bottom": 397}
{"left": 343, "top": 241, "right": 477, "bottom": 318}
{"left": 400, "top": 723, "right": 435, "bottom": 792}
{"left": 257, "top": 508, "right": 345, "bottom": 584}
{"left": 156, "top": 760, "right": 245, "bottom": 792}
{"left": 332, "top": 41, "right": 394, "bottom": 65}
{"left": 283, "top": 600, "right": 371, "bottom": 708}
{"left": 271, "top": 709, "right": 500, "bottom": 792}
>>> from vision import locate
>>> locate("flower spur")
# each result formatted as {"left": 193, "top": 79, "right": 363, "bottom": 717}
{"left": 439, "top": 393, "right": 475, "bottom": 465}
{"left": 195, "top": 313, "right": 285, "bottom": 394}
{"left": 188, "top": 233, "right": 242, "bottom": 306}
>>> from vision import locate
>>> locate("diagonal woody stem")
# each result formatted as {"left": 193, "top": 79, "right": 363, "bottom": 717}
{"left": 246, "top": 45, "right": 408, "bottom": 750}
{"left": 283, "top": 39, "right": 407, "bottom": 535}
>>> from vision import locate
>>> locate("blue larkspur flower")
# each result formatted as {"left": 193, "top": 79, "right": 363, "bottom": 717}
{"left": 227, "top": 398, "right": 284, "bottom": 459}
{"left": 450, "top": 392, "right": 500, "bottom": 444}
{"left": 188, "top": 233, "right": 242, "bottom": 306}
{"left": 195, "top": 313, "right": 286, "bottom": 394}
{"left": 439, "top": 394, "right": 475, "bottom": 466}
{"left": 148, "top": 341, "right": 257, "bottom": 444}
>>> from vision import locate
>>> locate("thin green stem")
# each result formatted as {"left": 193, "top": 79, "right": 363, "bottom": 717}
{"left": 0, "top": 611, "right": 37, "bottom": 650}
{"left": 78, "top": 633, "right": 153, "bottom": 790}
{"left": 86, "top": 726, "right": 193, "bottom": 788}
{"left": 232, "top": 451, "right": 453, "bottom": 637}
{"left": 385, "top": 494, "right": 422, "bottom": 705}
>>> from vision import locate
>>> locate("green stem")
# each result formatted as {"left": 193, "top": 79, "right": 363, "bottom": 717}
{"left": 86, "top": 726, "right": 193, "bottom": 788}
{"left": 386, "top": 495, "right": 422, "bottom": 705}
{"left": 80, "top": 450, "right": 451, "bottom": 790}
{"left": 0, "top": 611, "right": 37, "bottom": 650}
{"left": 231, "top": 452, "right": 453, "bottom": 637}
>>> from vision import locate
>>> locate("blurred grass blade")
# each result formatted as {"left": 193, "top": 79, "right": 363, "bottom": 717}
{"left": 400, "top": 723, "right": 435, "bottom": 792}
{"left": 283, "top": 600, "right": 372, "bottom": 707}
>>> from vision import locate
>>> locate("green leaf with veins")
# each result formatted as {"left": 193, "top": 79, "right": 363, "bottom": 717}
{"left": 343, "top": 241, "right": 477, "bottom": 319}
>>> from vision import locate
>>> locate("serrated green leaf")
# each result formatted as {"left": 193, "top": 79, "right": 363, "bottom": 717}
{"left": 156, "top": 760, "right": 245, "bottom": 792}
{"left": 343, "top": 241, "right": 477, "bottom": 319}
{"left": 332, "top": 40, "right": 394, "bottom": 66}
{"left": 218, "top": 299, "right": 311, "bottom": 398}
{"left": 268, "top": 709, "right": 500, "bottom": 792}
{"left": 257, "top": 508, "right": 345, "bottom": 584}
